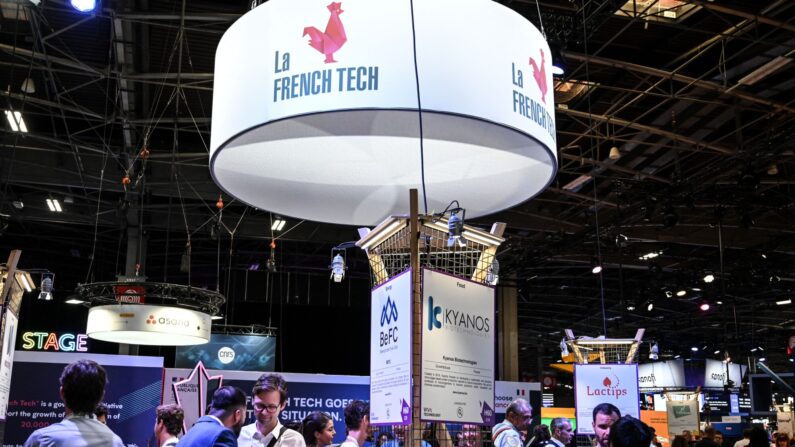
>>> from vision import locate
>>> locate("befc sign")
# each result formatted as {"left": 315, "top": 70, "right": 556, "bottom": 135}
{"left": 379, "top": 296, "right": 399, "bottom": 347}
{"left": 585, "top": 375, "right": 629, "bottom": 400}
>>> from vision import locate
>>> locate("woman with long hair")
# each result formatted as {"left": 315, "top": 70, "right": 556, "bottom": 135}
{"left": 302, "top": 411, "right": 336, "bottom": 447}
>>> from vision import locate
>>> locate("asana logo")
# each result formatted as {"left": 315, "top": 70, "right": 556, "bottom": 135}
{"left": 146, "top": 315, "right": 156, "bottom": 325}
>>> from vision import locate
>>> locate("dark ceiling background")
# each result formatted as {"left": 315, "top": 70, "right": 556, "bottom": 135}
{"left": 1, "top": 0, "right": 794, "bottom": 377}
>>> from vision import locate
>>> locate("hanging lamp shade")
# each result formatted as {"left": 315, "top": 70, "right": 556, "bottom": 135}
{"left": 210, "top": 0, "right": 558, "bottom": 225}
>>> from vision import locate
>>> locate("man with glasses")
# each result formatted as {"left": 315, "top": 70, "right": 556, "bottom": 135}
{"left": 238, "top": 374, "right": 306, "bottom": 447}
{"left": 492, "top": 399, "right": 532, "bottom": 447}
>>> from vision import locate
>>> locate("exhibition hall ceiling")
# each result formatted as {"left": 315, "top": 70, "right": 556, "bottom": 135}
{"left": 0, "top": 0, "right": 794, "bottom": 371}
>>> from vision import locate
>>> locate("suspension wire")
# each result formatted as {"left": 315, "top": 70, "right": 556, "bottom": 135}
{"left": 534, "top": 0, "right": 547, "bottom": 39}
{"left": 408, "top": 0, "right": 428, "bottom": 214}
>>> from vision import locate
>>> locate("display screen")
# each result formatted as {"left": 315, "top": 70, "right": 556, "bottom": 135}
{"left": 175, "top": 333, "right": 276, "bottom": 371}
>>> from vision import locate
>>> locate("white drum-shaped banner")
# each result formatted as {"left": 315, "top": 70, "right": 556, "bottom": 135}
{"left": 211, "top": 0, "right": 557, "bottom": 225}
{"left": 86, "top": 304, "right": 211, "bottom": 346}
{"left": 575, "top": 364, "right": 640, "bottom": 435}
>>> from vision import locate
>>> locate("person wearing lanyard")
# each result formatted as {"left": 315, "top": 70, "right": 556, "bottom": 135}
{"left": 492, "top": 399, "right": 533, "bottom": 447}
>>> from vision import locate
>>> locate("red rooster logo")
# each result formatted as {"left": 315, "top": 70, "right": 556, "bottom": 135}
{"left": 603, "top": 377, "right": 612, "bottom": 387}
{"left": 528, "top": 48, "right": 548, "bottom": 104}
{"left": 303, "top": 2, "right": 348, "bottom": 63}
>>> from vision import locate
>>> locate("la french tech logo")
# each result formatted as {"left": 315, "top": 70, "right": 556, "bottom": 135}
{"left": 146, "top": 315, "right": 156, "bottom": 325}
{"left": 303, "top": 2, "right": 348, "bottom": 63}
{"left": 586, "top": 373, "right": 628, "bottom": 400}
{"left": 527, "top": 48, "right": 548, "bottom": 104}
{"left": 380, "top": 296, "right": 398, "bottom": 327}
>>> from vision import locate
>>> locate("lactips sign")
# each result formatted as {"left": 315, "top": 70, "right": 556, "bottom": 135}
{"left": 575, "top": 364, "right": 640, "bottom": 435}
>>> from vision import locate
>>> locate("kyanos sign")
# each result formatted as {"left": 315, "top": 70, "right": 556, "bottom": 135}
{"left": 575, "top": 364, "right": 640, "bottom": 435}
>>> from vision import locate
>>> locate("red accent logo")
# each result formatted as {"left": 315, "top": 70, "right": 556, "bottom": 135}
{"left": 146, "top": 315, "right": 156, "bottom": 325}
{"left": 528, "top": 49, "right": 548, "bottom": 104}
{"left": 303, "top": 2, "right": 348, "bottom": 63}
{"left": 603, "top": 376, "right": 612, "bottom": 387}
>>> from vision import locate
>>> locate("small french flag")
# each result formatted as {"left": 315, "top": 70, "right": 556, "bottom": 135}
{"left": 515, "top": 389, "right": 525, "bottom": 396}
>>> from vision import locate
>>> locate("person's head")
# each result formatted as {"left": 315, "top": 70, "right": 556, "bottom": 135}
{"left": 531, "top": 424, "right": 551, "bottom": 442}
{"left": 505, "top": 398, "right": 533, "bottom": 431}
{"left": 592, "top": 403, "right": 621, "bottom": 447}
{"left": 60, "top": 360, "right": 107, "bottom": 414}
{"left": 776, "top": 433, "right": 790, "bottom": 447}
{"left": 702, "top": 426, "right": 715, "bottom": 440}
{"left": 742, "top": 428, "right": 751, "bottom": 440}
{"left": 671, "top": 435, "right": 688, "bottom": 447}
{"left": 302, "top": 411, "right": 336, "bottom": 447}
{"left": 345, "top": 400, "right": 370, "bottom": 432}
{"left": 207, "top": 386, "right": 247, "bottom": 436}
{"left": 682, "top": 430, "right": 692, "bottom": 441}
{"left": 748, "top": 425, "right": 769, "bottom": 447}
{"left": 460, "top": 424, "right": 481, "bottom": 447}
{"left": 714, "top": 431, "right": 724, "bottom": 445}
{"left": 154, "top": 404, "right": 184, "bottom": 440}
{"left": 550, "top": 418, "right": 573, "bottom": 444}
{"left": 607, "top": 415, "right": 651, "bottom": 447}
{"left": 376, "top": 432, "right": 392, "bottom": 447}
{"left": 251, "top": 374, "right": 289, "bottom": 431}
{"left": 94, "top": 402, "right": 108, "bottom": 424}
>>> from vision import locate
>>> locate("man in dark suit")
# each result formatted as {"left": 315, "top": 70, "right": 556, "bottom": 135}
{"left": 177, "top": 386, "right": 247, "bottom": 447}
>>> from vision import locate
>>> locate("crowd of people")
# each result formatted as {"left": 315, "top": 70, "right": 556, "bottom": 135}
{"left": 21, "top": 359, "right": 795, "bottom": 447}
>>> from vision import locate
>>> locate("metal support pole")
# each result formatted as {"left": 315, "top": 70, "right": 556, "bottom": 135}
{"left": 410, "top": 189, "right": 421, "bottom": 447}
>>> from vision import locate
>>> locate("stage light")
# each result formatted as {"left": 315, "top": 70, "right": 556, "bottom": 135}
{"left": 609, "top": 146, "right": 621, "bottom": 160}
{"left": 330, "top": 253, "right": 345, "bottom": 282}
{"left": 4, "top": 110, "right": 27, "bottom": 133}
{"left": 626, "top": 303, "right": 636, "bottom": 311}
{"left": 646, "top": 301, "right": 654, "bottom": 312}
{"left": 486, "top": 258, "right": 499, "bottom": 286}
{"left": 38, "top": 273, "right": 54, "bottom": 300}
{"left": 676, "top": 289, "right": 687, "bottom": 297}
{"left": 70, "top": 0, "right": 97, "bottom": 12}
{"left": 777, "top": 299, "right": 792, "bottom": 306}
{"left": 649, "top": 342, "right": 659, "bottom": 360}
{"left": 211, "top": 314, "right": 224, "bottom": 321}
{"left": 12, "top": 200, "right": 23, "bottom": 209}
{"left": 560, "top": 338, "right": 569, "bottom": 357}
{"left": 639, "top": 251, "right": 660, "bottom": 260}
{"left": 271, "top": 218, "right": 286, "bottom": 231}
{"left": 665, "top": 290, "right": 673, "bottom": 298}
{"left": 699, "top": 302, "right": 710, "bottom": 311}
{"left": 550, "top": 46, "right": 565, "bottom": 76}
{"left": 46, "top": 198, "right": 62, "bottom": 212}
{"left": 447, "top": 210, "right": 467, "bottom": 248}
{"left": 713, "top": 350, "right": 720, "bottom": 355}
{"left": 20, "top": 78, "right": 35, "bottom": 94}
{"left": 691, "top": 346, "right": 698, "bottom": 352}
{"left": 759, "top": 357, "right": 766, "bottom": 362}
{"left": 65, "top": 298, "right": 85, "bottom": 305}
{"left": 592, "top": 264, "right": 603, "bottom": 274}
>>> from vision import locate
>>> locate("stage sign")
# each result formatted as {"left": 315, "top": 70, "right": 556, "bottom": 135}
{"left": 163, "top": 369, "right": 368, "bottom": 444}
{"left": 370, "top": 269, "right": 412, "bottom": 425}
{"left": 3, "top": 351, "right": 163, "bottom": 447}
{"left": 175, "top": 333, "right": 276, "bottom": 371}
{"left": 575, "top": 364, "right": 639, "bottom": 435}
{"left": 421, "top": 269, "right": 494, "bottom": 424}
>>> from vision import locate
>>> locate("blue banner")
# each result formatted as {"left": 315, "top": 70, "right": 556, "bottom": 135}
{"left": 175, "top": 334, "right": 276, "bottom": 371}
{"left": 3, "top": 352, "right": 163, "bottom": 447}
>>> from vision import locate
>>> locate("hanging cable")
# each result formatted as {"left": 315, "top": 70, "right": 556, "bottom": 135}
{"left": 408, "top": 0, "right": 428, "bottom": 214}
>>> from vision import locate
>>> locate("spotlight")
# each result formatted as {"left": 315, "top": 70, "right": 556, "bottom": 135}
{"left": 776, "top": 299, "right": 792, "bottom": 306}
{"left": 550, "top": 46, "right": 565, "bottom": 76}
{"left": 676, "top": 289, "right": 687, "bottom": 297}
{"left": 486, "top": 258, "right": 500, "bottom": 285}
{"left": 703, "top": 273, "right": 715, "bottom": 283}
{"left": 20, "top": 78, "right": 35, "bottom": 94}
{"left": 691, "top": 346, "right": 698, "bottom": 352}
{"left": 210, "top": 315, "right": 224, "bottom": 321}
{"left": 330, "top": 252, "right": 346, "bottom": 282}
{"left": 12, "top": 200, "right": 23, "bottom": 210}
{"left": 38, "top": 272, "right": 54, "bottom": 300}
{"left": 592, "top": 264, "right": 603, "bottom": 274}
{"left": 560, "top": 338, "right": 569, "bottom": 357}
{"left": 646, "top": 301, "right": 654, "bottom": 312}
{"left": 649, "top": 342, "right": 659, "bottom": 360}
{"left": 609, "top": 146, "right": 621, "bottom": 160}
{"left": 713, "top": 350, "right": 720, "bottom": 355}
{"left": 665, "top": 290, "right": 673, "bottom": 298}
{"left": 759, "top": 357, "right": 766, "bottom": 362}
{"left": 4, "top": 110, "right": 28, "bottom": 133}
{"left": 46, "top": 198, "right": 62, "bottom": 212}
{"left": 699, "top": 302, "right": 710, "bottom": 311}
{"left": 271, "top": 217, "right": 286, "bottom": 231}
{"left": 626, "top": 303, "right": 636, "bottom": 311}
{"left": 447, "top": 209, "right": 467, "bottom": 248}
{"left": 639, "top": 251, "right": 660, "bottom": 261}
{"left": 65, "top": 297, "right": 85, "bottom": 305}
{"left": 70, "top": 0, "right": 97, "bottom": 12}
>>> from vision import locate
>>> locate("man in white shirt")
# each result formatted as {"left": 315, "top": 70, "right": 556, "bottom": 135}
{"left": 339, "top": 400, "right": 369, "bottom": 447}
{"left": 547, "top": 417, "right": 573, "bottom": 447}
{"left": 492, "top": 399, "right": 532, "bottom": 447}
{"left": 154, "top": 403, "right": 184, "bottom": 447}
{"left": 733, "top": 429, "right": 750, "bottom": 447}
{"left": 23, "top": 360, "right": 125, "bottom": 447}
{"left": 238, "top": 374, "right": 306, "bottom": 447}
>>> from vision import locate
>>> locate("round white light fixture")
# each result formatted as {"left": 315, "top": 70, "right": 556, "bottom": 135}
{"left": 211, "top": 0, "right": 558, "bottom": 225}
{"left": 86, "top": 304, "right": 211, "bottom": 346}
{"left": 70, "top": 0, "right": 96, "bottom": 12}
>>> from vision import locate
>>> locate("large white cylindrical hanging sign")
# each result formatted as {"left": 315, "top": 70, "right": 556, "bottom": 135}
{"left": 211, "top": 0, "right": 557, "bottom": 225}
{"left": 86, "top": 304, "right": 211, "bottom": 346}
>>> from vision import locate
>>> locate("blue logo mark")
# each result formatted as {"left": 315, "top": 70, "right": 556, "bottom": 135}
{"left": 380, "top": 296, "right": 398, "bottom": 327}
{"left": 427, "top": 296, "right": 442, "bottom": 330}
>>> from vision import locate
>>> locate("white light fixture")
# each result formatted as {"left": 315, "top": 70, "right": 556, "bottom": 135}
{"left": 87, "top": 304, "right": 211, "bottom": 346}
{"left": 5, "top": 110, "right": 28, "bottom": 133}
{"left": 46, "top": 198, "right": 62, "bottom": 212}
{"left": 777, "top": 299, "right": 792, "bottom": 306}
{"left": 759, "top": 357, "right": 766, "bottom": 362}
{"left": 691, "top": 346, "right": 698, "bottom": 352}
{"left": 20, "top": 78, "right": 36, "bottom": 94}
{"left": 65, "top": 298, "right": 85, "bottom": 305}
{"left": 486, "top": 258, "right": 499, "bottom": 286}
{"left": 210, "top": 314, "right": 224, "bottom": 321}
{"left": 592, "top": 265, "right": 603, "bottom": 274}
{"left": 649, "top": 342, "right": 659, "bottom": 360}
{"left": 703, "top": 273, "right": 715, "bottom": 283}
{"left": 559, "top": 338, "right": 569, "bottom": 357}
{"left": 700, "top": 302, "right": 710, "bottom": 311}
{"left": 713, "top": 350, "right": 721, "bottom": 355}
{"left": 12, "top": 200, "right": 23, "bottom": 210}
{"left": 70, "top": 0, "right": 96, "bottom": 12}
{"left": 626, "top": 303, "right": 636, "bottom": 311}
{"left": 271, "top": 218, "right": 286, "bottom": 231}
{"left": 646, "top": 301, "right": 654, "bottom": 311}
{"left": 638, "top": 251, "right": 660, "bottom": 261}
{"left": 609, "top": 146, "right": 621, "bottom": 160}
{"left": 447, "top": 210, "right": 467, "bottom": 248}
{"left": 330, "top": 253, "right": 345, "bottom": 282}
{"left": 15, "top": 272, "right": 34, "bottom": 292}
{"left": 676, "top": 289, "right": 687, "bottom": 297}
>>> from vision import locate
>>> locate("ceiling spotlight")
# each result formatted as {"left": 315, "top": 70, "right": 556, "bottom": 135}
{"left": 592, "top": 264, "right": 603, "bottom": 274}
{"left": 767, "top": 163, "right": 779, "bottom": 175}
{"left": 70, "top": 0, "right": 97, "bottom": 12}
{"left": 691, "top": 346, "right": 698, "bottom": 352}
{"left": 703, "top": 273, "right": 715, "bottom": 283}
{"left": 447, "top": 209, "right": 467, "bottom": 248}
{"left": 65, "top": 297, "right": 86, "bottom": 305}
{"left": 330, "top": 252, "right": 346, "bottom": 282}
{"left": 12, "top": 200, "right": 23, "bottom": 210}
{"left": 759, "top": 357, "right": 766, "bottom": 362}
{"left": 486, "top": 258, "right": 500, "bottom": 286}
{"left": 699, "top": 302, "right": 710, "bottom": 311}
{"left": 713, "top": 350, "right": 720, "bottom": 355}
{"left": 38, "top": 272, "right": 54, "bottom": 300}
{"left": 649, "top": 342, "right": 659, "bottom": 360}
{"left": 716, "top": 300, "right": 723, "bottom": 305}
{"left": 20, "top": 77, "right": 35, "bottom": 94}
{"left": 626, "top": 303, "right": 636, "bottom": 311}
{"left": 639, "top": 251, "right": 661, "bottom": 261}
{"left": 665, "top": 290, "right": 673, "bottom": 298}
{"left": 46, "top": 198, "right": 62, "bottom": 212}
{"left": 646, "top": 301, "right": 654, "bottom": 312}
{"left": 271, "top": 218, "right": 286, "bottom": 231}
{"left": 776, "top": 299, "right": 792, "bottom": 306}
{"left": 550, "top": 46, "right": 565, "bottom": 76}
{"left": 674, "top": 354, "right": 681, "bottom": 359}
{"left": 676, "top": 289, "right": 687, "bottom": 297}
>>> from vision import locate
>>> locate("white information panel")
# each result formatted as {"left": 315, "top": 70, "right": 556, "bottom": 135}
{"left": 370, "top": 269, "right": 412, "bottom": 425}
{"left": 666, "top": 399, "right": 700, "bottom": 437}
{"left": 575, "top": 364, "right": 640, "bottom": 434}
{"left": 638, "top": 359, "right": 686, "bottom": 389}
{"left": 704, "top": 359, "right": 747, "bottom": 388}
{"left": 0, "top": 311, "right": 18, "bottom": 420}
{"left": 421, "top": 269, "right": 494, "bottom": 424}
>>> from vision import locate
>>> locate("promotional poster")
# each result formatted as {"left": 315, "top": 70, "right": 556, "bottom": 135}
{"left": 574, "top": 364, "right": 640, "bottom": 435}
{"left": 175, "top": 333, "right": 276, "bottom": 371}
